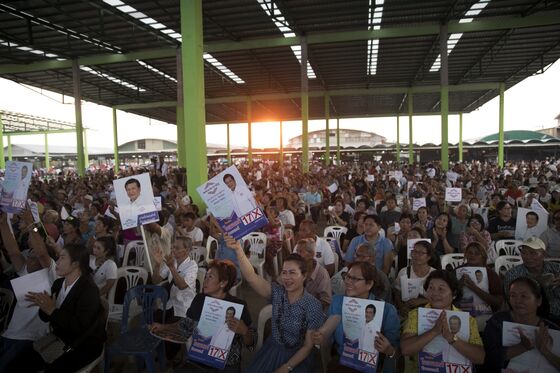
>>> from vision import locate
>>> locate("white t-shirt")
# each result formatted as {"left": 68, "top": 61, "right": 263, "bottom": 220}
{"left": 159, "top": 257, "right": 198, "bottom": 317}
{"left": 210, "top": 322, "right": 235, "bottom": 350}
{"left": 314, "top": 237, "right": 335, "bottom": 267}
{"left": 89, "top": 256, "right": 118, "bottom": 289}
{"left": 358, "top": 320, "right": 376, "bottom": 353}
{"left": 2, "top": 259, "right": 57, "bottom": 341}
{"left": 394, "top": 266, "right": 435, "bottom": 292}
{"left": 278, "top": 209, "right": 295, "bottom": 228}
{"left": 182, "top": 226, "right": 204, "bottom": 244}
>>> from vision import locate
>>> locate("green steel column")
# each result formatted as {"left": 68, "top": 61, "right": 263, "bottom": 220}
{"left": 336, "top": 118, "right": 341, "bottom": 163}
{"left": 83, "top": 129, "right": 89, "bottom": 168}
{"left": 176, "top": 48, "right": 186, "bottom": 168}
{"left": 181, "top": 0, "right": 208, "bottom": 206}
{"left": 112, "top": 108, "right": 119, "bottom": 171}
{"left": 459, "top": 113, "right": 463, "bottom": 162}
{"left": 72, "top": 60, "right": 85, "bottom": 176}
{"left": 0, "top": 114, "right": 4, "bottom": 169}
{"left": 44, "top": 133, "right": 49, "bottom": 169}
{"left": 396, "top": 115, "right": 400, "bottom": 163}
{"left": 408, "top": 92, "right": 414, "bottom": 164}
{"left": 279, "top": 121, "right": 284, "bottom": 164}
{"left": 226, "top": 123, "right": 231, "bottom": 165}
{"left": 7, "top": 135, "right": 12, "bottom": 161}
{"left": 498, "top": 82, "right": 505, "bottom": 168}
{"left": 324, "top": 95, "right": 330, "bottom": 165}
{"left": 440, "top": 24, "right": 449, "bottom": 171}
{"left": 247, "top": 99, "right": 253, "bottom": 166}
{"left": 301, "top": 39, "right": 309, "bottom": 173}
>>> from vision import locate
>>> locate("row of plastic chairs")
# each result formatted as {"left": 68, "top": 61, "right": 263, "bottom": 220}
{"left": 440, "top": 252, "right": 525, "bottom": 277}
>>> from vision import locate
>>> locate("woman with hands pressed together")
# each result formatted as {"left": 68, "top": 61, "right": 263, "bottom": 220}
{"left": 312, "top": 261, "right": 400, "bottom": 373}
{"left": 150, "top": 260, "right": 256, "bottom": 372}
{"left": 18, "top": 244, "right": 106, "bottom": 373}
{"left": 225, "top": 235, "right": 326, "bottom": 373}
{"left": 428, "top": 212, "right": 456, "bottom": 258}
{"left": 482, "top": 276, "right": 560, "bottom": 371}
{"left": 401, "top": 270, "right": 485, "bottom": 372}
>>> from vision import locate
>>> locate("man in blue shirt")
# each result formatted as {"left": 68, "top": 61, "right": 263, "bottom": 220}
{"left": 344, "top": 215, "right": 394, "bottom": 276}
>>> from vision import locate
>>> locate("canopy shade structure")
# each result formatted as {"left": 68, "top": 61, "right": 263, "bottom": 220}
{"left": 0, "top": 0, "right": 559, "bottom": 124}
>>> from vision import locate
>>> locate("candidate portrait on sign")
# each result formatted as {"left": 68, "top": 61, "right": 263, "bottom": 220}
{"left": 12, "top": 165, "right": 31, "bottom": 201}
{"left": 210, "top": 307, "right": 236, "bottom": 351}
{"left": 358, "top": 304, "right": 377, "bottom": 353}
{"left": 223, "top": 173, "right": 256, "bottom": 218}
{"left": 114, "top": 175, "right": 157, "bottom": 229}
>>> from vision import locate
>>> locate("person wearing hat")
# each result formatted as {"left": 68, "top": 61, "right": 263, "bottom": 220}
{"left": 503, "top": 236, "right": 560, "bottom": 323}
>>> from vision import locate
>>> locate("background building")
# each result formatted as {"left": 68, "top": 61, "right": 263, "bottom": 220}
{"left": 287, "top": 129, "right": 386, "bottom": 149}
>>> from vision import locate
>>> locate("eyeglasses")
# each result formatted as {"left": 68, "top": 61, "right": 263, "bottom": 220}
{"left": 343, "top": 273, "right": 366, "bottom": 283}
{"left": 355, "top": 253, "right": 373, "bottom": 259}
{"left": 411, "top": 249, "right": 428, "bottom": 256}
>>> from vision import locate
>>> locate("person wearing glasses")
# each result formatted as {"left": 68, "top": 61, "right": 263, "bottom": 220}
{"left": 540, "top": 210, "right": 560, "bottom": 257}
{"left": 459, "top": 214, "right": 491, "bottom": 253}
{"left": 503, "top": 237, "right": 560, "bottom": 323}
{"left": 312, "top": 261, "right": 400, "bottom": 372}
{"left": 225, "top": 236, "right": 325, "bottom": 373}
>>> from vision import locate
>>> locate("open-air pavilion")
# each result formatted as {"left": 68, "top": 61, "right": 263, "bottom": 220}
{"left": 1, "top": 0, "right": 559, "bottom": 205}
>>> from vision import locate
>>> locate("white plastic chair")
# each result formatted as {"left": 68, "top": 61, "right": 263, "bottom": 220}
{"left": 323, "top": 226, "right": 348, "bottom": 246}
{"left": 495, "top": 240, "right": 522, "bottom": 256}
{"left": 242, "top": 232, "right": 267, "bottom": 278}
{"left": 196, "top": 267, "right": 206, "bottom": 294}
{"left": 545, "top": 258, "right": 560, "bottom": 264}
{"left": 256, "top": 304, "right": 272, "bottom": 351}
{"left": 440, "top": 253, "right": 465, "bottom": 271}
{"left": 206, "top": 235, "right": 218, "bottom": 262}
{"left": 122, "top": 240, "right": 146, "bottom": 267}
{"left": 190, "top": 245, "right": 209, "bottom": 266}
{"left": 107, "top": 266, "right": 148, "bottom": 324}
{"left": 495, "top": 255, "right": 523, "bottom": 276}
{"left": 76, "top": 298, "right": 109, "bottom": 373}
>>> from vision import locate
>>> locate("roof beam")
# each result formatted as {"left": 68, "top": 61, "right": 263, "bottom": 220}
{"left": 4, "top": 129, "right": 76, "bottom": 136}
{"left": 0, "top": 12, "right": 558, "bottom": 74}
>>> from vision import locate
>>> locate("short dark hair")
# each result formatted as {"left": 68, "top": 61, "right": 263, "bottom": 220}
{"left": 423, "top": 269, "right": 463, "bottom": 305}
{"left": 508, "top": 277, "right": 550, "bottom": 317}
{"left": 283, "top": 253, "right": 308, "bottom": 277}
{"left": 366, "top": 304, "right": 376, "bottom": 314}
{"left": 496, "top": 201, "right": 511, "bottom": 212}
{"left": 125, "top": 178, "right": 141, "bottom": 189}
{"left": 95, "top": 236, "right": 116, "bottom": 258}
{"left": 207, "top": 260, "right": 238, "bottom": 293}
{"left": 525, "top": 211, "right": 539, "bottom": 222}
{"left": 223, "top": 174, "right": 235, "bottom": 183}
{"left": 226, "top": 306, "right": 236, "bottom": 315}
{"left": 468, "top": 214, "right": 486, "bottom": 231}
{"left": 64, "top": 243, "right": 91, "bottom": 275}
{"left": 364, "top": 214, "right": 381, "bottom": 226}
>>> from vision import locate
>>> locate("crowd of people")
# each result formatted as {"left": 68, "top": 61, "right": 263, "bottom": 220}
{"left": 0, "top": 156, "right": 559, "bottom": 372}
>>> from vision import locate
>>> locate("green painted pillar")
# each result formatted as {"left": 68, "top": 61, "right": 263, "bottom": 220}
{"left": 440, "top": 24, "right": 449, "bottom": 171}
{"left": 324, "top": 95, "right": 330, "bottom": 165}
{"left": 459, "top": 113, "right": 463, "bottom": 162}
{"left": 181, "top": 0, "right": 208, "bottom": 207}
{"left": 301, "top": 38, "right": 309, "bottom": 173}
{"left": 408, "top": 92, "right": 413, "bottom": 165}
{"left": 112, "top": 108, "right": 119, "bottom": 171}
{"left": 498, "top": 82, "right": 505, "bottom": 168}
{"left": 279, "top": 121, "right": 283, "bottom": 164}
{"left": 226, "top": 123, "right": 231, "bottom": 165}
{"left": 396, "top": 115, "right": 400, "bottom": 163}
{"left": 247, "top": 99, "right": 253, "bottom": 166}
{"left": 7, "top": 135, "right": 12, "bottom": 161}
{"left": 44, "top": 133, "right": 49, "bottom": 169}
{"left": 83, "top": 129, "right": 89, "bottom": 169}
{"left": 176, "top": 48, "right": 186, "bottom": 169}
{"left": 0, "top": 114, "right": 5, "bottom": 169}
{"left": 72, "top": 60, "right": 85, "bottom": 176}
{"left": 336, "top": 118, "right": 341, "bottom": 163}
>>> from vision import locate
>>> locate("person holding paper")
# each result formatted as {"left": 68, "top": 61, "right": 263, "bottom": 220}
{"left": 459, "top": 214, "right": 491, "bottom": 252}
{"left": 225, "top": 236, "right": 326, "bottom": 373}
{"left": 326, "top": 198, "right": 350, "bottom": 228}
{"left": 223, "top": 173, "right": 256, "bottom": 219}
{"left": 312, "top": 261, "right": 400, "bottom": 373}
{"left": 483, "top": 276, "right": 560, "bottom": 371}
{"left": 0, "top": 212, "right": 56, "bottom": 372}
{"left": 401, "top": 270, "right": 485, "bottom": 371}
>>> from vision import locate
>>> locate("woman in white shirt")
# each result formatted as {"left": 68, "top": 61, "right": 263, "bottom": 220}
{"left": 89, "top": 236, "right": 118, "bottom": 298}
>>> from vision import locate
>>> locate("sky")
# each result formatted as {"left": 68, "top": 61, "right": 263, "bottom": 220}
{"left": 0, "top": 58, "right": 558, "bottom": 151}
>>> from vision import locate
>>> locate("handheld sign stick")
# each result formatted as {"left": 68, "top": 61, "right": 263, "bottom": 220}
{"left": 139, "top": 225, "right": 154, "bottom": 275}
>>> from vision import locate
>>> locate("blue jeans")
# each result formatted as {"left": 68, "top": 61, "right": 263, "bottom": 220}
{"left": 0, "top": 336, "right": 34, "bottom": 372}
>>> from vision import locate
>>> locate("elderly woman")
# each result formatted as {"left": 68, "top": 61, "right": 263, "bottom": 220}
{"left": 294, "top": 238, "right": 332, "bottom": 309}
{"left": 226, "top": 236, "right": 325, "bottom": 373}
{"left": 151, "top": 260, "right": 256, "bottom": 372}
{"left": 313, "top": 261, "right": 400, "bottom": 373}
{"left": 482, "top": 277, "right": 560, "bottom": 371}
{"left": 401, "top": 270, "right": 485, "bottom": 372}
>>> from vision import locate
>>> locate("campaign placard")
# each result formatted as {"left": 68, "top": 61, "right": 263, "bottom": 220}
{"left": 502, "top": 321, "right": 560, "bottom": 373}
{"left": 445, "top": 188, "right": 462, "bottom": 203}
{"left": 412, "top": 198, "right": 426, "bottom": 211}
{"left": 0, "top": 161, "right": 33, "bottom": 213}
{"left": 400, "top": 276, "right": 425, "bottom": 302}
{"left": 418, "top": 308, "right": 472, "bottom": 373}
{"left": 339, "top": 297, "right": 385, "bottom": 372}
{"left": 196, "top": 165, "right": 267, "bottom": 240}
{"left": 188, "top": 297, "right": 244, "bottom": 369}
{"left": 113, "top": 173, "right": 159, "bottom": 230}
{"left": 514, "top": 207, "right": 548, "bottom": 241}
{"left": 455, "top": 267, "right": 492, "bottom": 317}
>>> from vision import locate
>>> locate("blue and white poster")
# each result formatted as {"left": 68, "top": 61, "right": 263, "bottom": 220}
{"left": 188, "top": 297, "right": 244, "bottom": 369}
{"left": 197, "top": 165, "right": 267, "bottom": 240}
{"left": 455, "top": 267, "right": 492, "bottom": 317}
{"left": 0, "top": 161, "right": 33, "bottom": 213}
{"left": 113, "top": 173, "right": 159, "bottom": 230}
{"left": 418, "top": 308, "right": 472, "bottom": 373}
{"left": 340, "top": 297, "right": 385, "bottom": 372}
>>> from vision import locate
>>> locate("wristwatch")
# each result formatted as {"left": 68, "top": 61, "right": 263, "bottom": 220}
{"left": 449, "top": 335, "right": 458, "bottom": 345}
{"left": 286, "top": 365, "right": 294, "bottom": 372}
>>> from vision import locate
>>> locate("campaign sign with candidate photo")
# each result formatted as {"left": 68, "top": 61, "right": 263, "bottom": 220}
{"left": 514, "top": 207, "right": 548, "bottom": 241}
{"left": 340, "top": 297, "right": 385, "bottom": 372}
{"left": 418, "top": 308, "right": 471, "bottom": 373}
{"left": 197, "top": 165, "right": 267, "bottom": 240}
{"left": 455, "top": 267, "right": 492, "bottom": 317}
{"left": 113, "top": 173, "right": 159, "bottom": 230}
{"left": 188, "top": 297, "right": 244, "bottom": 369}
{"left": 0, "top": 161, "right": 33, "bottom": 213}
